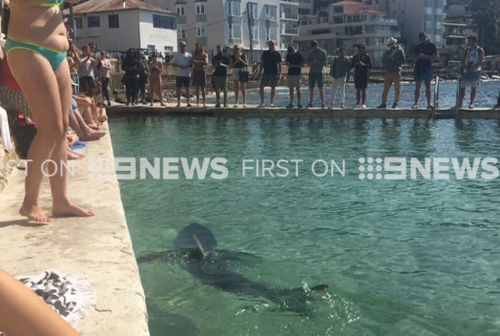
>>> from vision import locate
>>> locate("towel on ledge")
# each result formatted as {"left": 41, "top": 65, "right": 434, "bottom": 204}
{"left": 0, "top": 106, "right": 13, "bottom": 152}
{"left": 17, "top": 270, "right": 97, "bottom": 328}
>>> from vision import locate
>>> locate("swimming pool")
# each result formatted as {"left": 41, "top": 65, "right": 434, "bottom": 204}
{"left": 111, "top": 108, "right": 500, "bottom": 335}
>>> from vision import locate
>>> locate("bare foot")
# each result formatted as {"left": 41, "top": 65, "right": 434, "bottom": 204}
{"left": 20, "top": 204, "right": 51, "bottom": 224}
{"left": 80, "top": 131, "right": 106, "bottom": 141}
{"left": 52, "top": 201, "right": 95, "bottom": 218}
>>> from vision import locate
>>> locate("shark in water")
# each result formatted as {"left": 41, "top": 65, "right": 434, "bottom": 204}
{"left": 138, "top": 223, "right": 329, "bottom": 314}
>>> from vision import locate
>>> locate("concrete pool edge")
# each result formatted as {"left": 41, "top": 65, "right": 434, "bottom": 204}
{"left": 107, "top": 105, "right": 500, "bottom": 119}
{"left": 0, "top": 124, "right": 150, "bottom": 336}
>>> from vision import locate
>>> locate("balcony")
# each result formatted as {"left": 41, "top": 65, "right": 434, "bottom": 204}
{"left": 280, "top": 0, "right": 299, "bottom": 5}
{"left": 281, "top": 12, "right": 299, "bottom": 21}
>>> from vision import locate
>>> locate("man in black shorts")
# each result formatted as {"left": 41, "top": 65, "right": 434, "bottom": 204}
{"left": 259, "top": 40, "right": 282, "bottom": 108}
{"left": 351, "top": 45, "right": 371, "bottom": 108}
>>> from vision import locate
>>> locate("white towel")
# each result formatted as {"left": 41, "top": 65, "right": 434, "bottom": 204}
{"left": 17, "top": 270, "right": 97, "bottom": 328}
{"left": 0, "top": 106, "right": 13, "bottom": 152}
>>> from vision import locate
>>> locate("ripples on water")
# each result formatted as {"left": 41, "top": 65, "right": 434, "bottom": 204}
{"left": 111, "top": 90, "right": 500, "bottom": 336}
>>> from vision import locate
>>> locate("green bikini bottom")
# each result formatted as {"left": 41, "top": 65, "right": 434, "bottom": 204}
{"left": 5, "top": 38, "right": 67, "bottom": 70}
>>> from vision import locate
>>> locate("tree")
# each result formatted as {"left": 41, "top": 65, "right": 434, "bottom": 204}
{"left": 470, "top": 0, "right": 500, "bottom": 54}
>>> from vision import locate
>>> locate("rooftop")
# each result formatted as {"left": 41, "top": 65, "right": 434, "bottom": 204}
{"left": 68, "top": 0, "right": 173, "bottom": 15}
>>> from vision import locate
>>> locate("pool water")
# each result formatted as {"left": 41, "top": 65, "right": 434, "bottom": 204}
{"left": 111, "top": 83, "right": 500, "bottom": 336}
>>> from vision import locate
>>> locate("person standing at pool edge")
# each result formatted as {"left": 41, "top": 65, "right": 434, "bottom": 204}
{"left": 192, "top": 43, "right": 208, "bottom": 107}
{"left": 259, "top": 40, "right": 282, "bottom": 108}
{"left": 456, "top": 35, "right": 484, "bottom": 109}
{"left": 6, "top": 0, "right": 94, "bottom": 223}
{"left": 172, "top": 41, "right": 193, "bottom": 107}
{"left": 412, "top": 32, "right": 438, "bottom": 109}
{"left": 212, "top": 45, "right": 230, "bottom": 108}
{"left": 351, "top": 45, "right": 371, "bottom": 108}
{"left": 306, "top": 40, "right": 327, "bottom": 108}
{"left": 378, "top": 37, "right": 405, "bottom": 109}
{"left": 285, "top": 46, "right": 304, "bottom": 109}
{"left": 329, "top": 48, "right": 351, "bottom": 109}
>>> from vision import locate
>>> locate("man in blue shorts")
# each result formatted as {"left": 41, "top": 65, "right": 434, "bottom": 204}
{"left": 412, "top": 32, "right": 438, "bottom": 109}
{"left": 306, "top": 40, "right": 327, "bottom": 108}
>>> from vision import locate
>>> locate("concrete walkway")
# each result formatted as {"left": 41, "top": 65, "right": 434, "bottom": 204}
{"left": 108, "top": 102, "right": 500, "bottom": 119}
{"left": 0, "top": 124, "right": 149, "bottom": 336}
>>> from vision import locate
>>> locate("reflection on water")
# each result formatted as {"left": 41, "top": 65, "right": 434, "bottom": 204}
{"left": 111, "top": 113, "right": 500, "bottom": 336}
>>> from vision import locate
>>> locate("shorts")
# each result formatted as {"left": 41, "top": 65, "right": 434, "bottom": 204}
{"left": 232, "top": 68, "right": 244, "bottom": 81}
{"left": 261, "top": 73, "right": 279, "bottom": 87}
{"left": 288, "top": 75, "right": 301, "bottom": 88}
{"left": 192, "top": 69, "right": 206, "bottom": 87}
{"left": 308, "top": 73, "right": 323, "bottom": 89}
{"left": 176, "top": 76, "right": 190, "bottom": 88}
{"left": 354, "top": 73, "right": 368, "bottom": 89}
{"left": 459, "top": 71, "right": 480, "bottom": 88}
{"left": 414, "top": 67, "right": 433, "bottom": 82}
{"left": 213, "top": 76, "right": 227, "bottom": 91}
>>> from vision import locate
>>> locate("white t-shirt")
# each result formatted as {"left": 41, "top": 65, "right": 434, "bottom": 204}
{"left": 173, "top": 52, "right": 193, "bottom": 77}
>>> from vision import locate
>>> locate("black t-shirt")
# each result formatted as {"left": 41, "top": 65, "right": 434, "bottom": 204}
{"left": 212, "top": 54, "right": 230, "bottom": 77}
{"left": 414, "top": 41, "right": 437, "bottom": 70}
{"left": 285, "top": 52, "right": 304, "bottom": 76}
{"left": 351, "top": 54, "right": 371, "bottom": 77}
{"left": 261, "top": 50, "right": 282, "bottom": 75}
{"left": 231, "top": 54, "right": 248, "bottom": 69}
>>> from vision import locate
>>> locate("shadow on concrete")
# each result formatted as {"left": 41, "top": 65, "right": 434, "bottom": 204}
{"left": 0, "top": 219, "right": 49, "bottom": 228}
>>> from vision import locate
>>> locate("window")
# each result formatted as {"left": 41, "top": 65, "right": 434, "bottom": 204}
{"left": 228, "top": 1, "right": 241, "bottom": 16}
{"left": 153, "top": 14, "right": 176, "bottom": 29}
{"left": 108, "top": 14, "right": 119, "bottom": 28}
{"left": 176, "top": 5, "right": 186, "bottom": 16}
{"left": 248, "top": 2, "right": 258, "bottom": 18}
{"left": 87, "top": 16, "right": 100, "bottom": 28}
{"left": 196, "top": 23, "right": 206, "bottom": 37}
{"left": 251, "top": 26, "right": 259, "bottom": 41}
{"left": 264, "top": 5, "right": 277, "bottom": 20}
{"left": 75, "top": 17, "right": 83, "bottom": 29}
{"left": 196, "top": 3, "right": 205, "bottom": 15}
{"left": 177, "top": 24, "right": 186, "bottom": 39}
{"left": 229, "top": 23, "right": 241, "bottom": 39}
{"left": 265, "top": 27, "right": 277, "bottom": 41}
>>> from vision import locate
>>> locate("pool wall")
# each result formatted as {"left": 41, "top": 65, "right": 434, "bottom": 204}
{"left": 0, "top": 124, "right": 150, "bottom": 336}
{"left": 107, "top": 104, "right": 500, "bottom": 119}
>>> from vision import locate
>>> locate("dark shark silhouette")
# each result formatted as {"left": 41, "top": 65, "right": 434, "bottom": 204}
{"left": 138, "top": 223, "right": 329, "bottom": 314}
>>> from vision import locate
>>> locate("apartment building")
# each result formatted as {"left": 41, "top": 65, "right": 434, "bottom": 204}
{"left": 69, "top": 0, "right": 178, "bottom": 54}
{"left": 362, "top": 0, "right": 446, "bottom": 47}
{"left": 149, "top": 0, "right": 299, "bottom": 61}
{"left": 297, "top": 1, "right": 400, "bottom": 64}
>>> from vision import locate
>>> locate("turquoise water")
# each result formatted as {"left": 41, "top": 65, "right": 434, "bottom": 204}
{"left": 111, "top": 83, "right": 500, "bottom": 336}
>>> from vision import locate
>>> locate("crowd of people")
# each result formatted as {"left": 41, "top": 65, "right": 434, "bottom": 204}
{"left": 148, "top": 32, "right": 490, "bottom": 110}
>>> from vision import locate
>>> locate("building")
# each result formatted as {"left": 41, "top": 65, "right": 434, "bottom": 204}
{"left": 298, "top": 0, "right": 314, "bottom": 19}
{"left": 297, "top": 1, "right": 400, "bottom": 64}
{"left": 361, "top": 0, "right": 446, "bottom": 47}
{"left": 69, "top": 0, "right": 178, "bottom": 55}
{"left": 442, "top": 0, "right": 477, "bottom": 61}
{"left": 149, "top": 0, "right": 299, "bottom": 62}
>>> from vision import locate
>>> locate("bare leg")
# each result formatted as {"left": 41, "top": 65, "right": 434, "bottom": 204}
{"left": 0, "top": 269, "right": 79, "bottom": 336}
{"left": 470, "top": 86, "right": 477, "bottom": 106}
{"left": 259, "top": 85, "right": 265, "bottom": 105}
{"left": 241, "top": 83, "right": 247, "bottom": 106}
{"left": 414, "top": 81, "right": 422, "bottom": 105}
{"left": 201, "top": 85, "right": 206, "bottom": 107}
{"left": 424, "top": 80, "right": 432, "bottom": 106}
{"left": 356, "top": 89, "right": 361, "bottom": 105}
{"left": 51, "top": 61, "right": 95, "bottom": 218}
{"left": 234, "top": 80, "right": 239, "bottom": 105}
{"left": 270, "top": 85, "right": 276, "bottom": 105}
{"left": 319, "top": 87, "right": 324, "bottom": 106}
{"left": 457, "top": 87, "right": 465, "bottom": 108}
{"left": 309, "top": 87, "right": 314, "bottom": 105}
{"left": 185, "top": 87, "right": 190, "bottom": 106}
{"left": 288, "top": 86, "right": 293, "bottom": 104}
{"left": 8, "top": 51, "right": 64, "bottom": 223}
{"left": 296, "top": 86, "right": 301, "bottom": 106}
{"left": 176, "top": 87, "right": 181, "bottom": 106}
{"left": 361, "top": 89, "right": 367, "bottom": 105}
{"left": 195, "top": 86, "right": 200, "bottom": 105}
